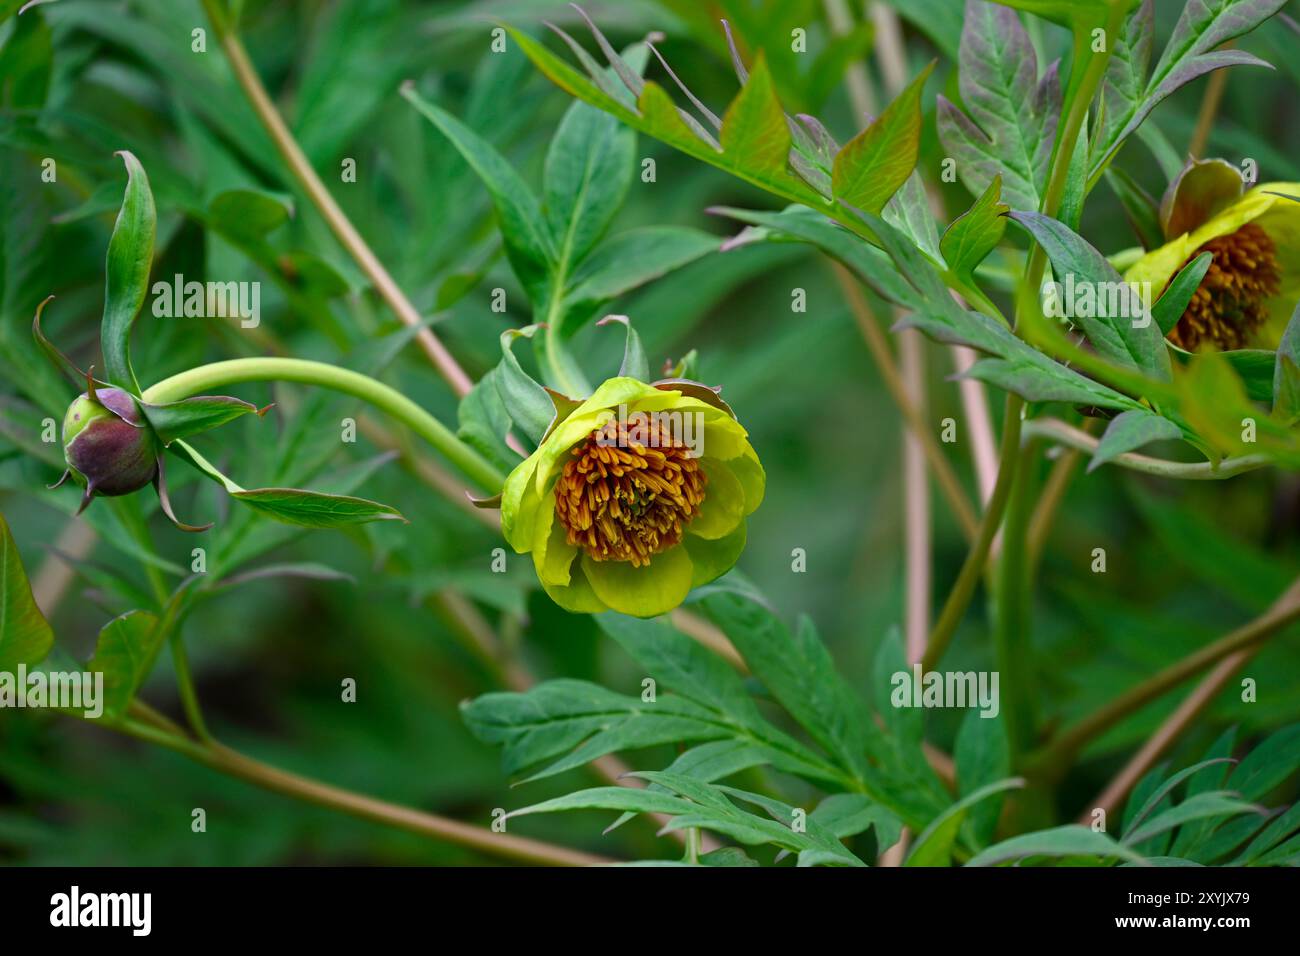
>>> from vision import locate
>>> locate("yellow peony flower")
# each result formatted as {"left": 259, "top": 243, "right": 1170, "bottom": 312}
{"left": 500, "top": 377, "right": 764, "bottom": 618}
{"left": 1124, "top": 159, "right": 1300, "bottom": 351}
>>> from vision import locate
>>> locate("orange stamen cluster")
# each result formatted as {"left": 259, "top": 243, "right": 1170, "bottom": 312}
{"left": 554, "top": 417, "right": 706, "bottom": 567}
{"left": 1169, "top": 223, "right": 1281, "bottom": 351}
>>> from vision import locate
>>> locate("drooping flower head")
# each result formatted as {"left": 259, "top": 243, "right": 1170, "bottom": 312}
{"left": 1125, "top": 159, "right": 1300, "bottom": 351}
{"left": 500, "top": 377, "right": 764, "bottom": 618}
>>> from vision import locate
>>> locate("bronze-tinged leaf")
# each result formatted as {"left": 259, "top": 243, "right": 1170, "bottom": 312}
{"left": 719, "top": 54, "right": 790, "bottom": 177}
{"left": 832, "top": 62, "right": 934, "bottom": 216}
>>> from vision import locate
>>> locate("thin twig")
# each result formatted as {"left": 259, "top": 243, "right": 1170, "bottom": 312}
{"left": 119, "top": 705, "right": 610, "bottom": 866}
{"left": 1038, "top": 577, "right": 1300, "bottom": 774}
{"left": 1188, "top": 42, "right": 1233, "bottom": 160}
{"left": 199, "top": 0, "right": 472, "bottom": 396}
{"left": 1025, "top": 420, "right": 1099, "bottom": 569}
{"left": 921, "top": 395, "right": 1025, "bottom": 672}
{"left": 835, "top": 263, "right": 980, "bottom": 541}
{"left": 1081, "top": 651, "right": 1250, "bottom": 824}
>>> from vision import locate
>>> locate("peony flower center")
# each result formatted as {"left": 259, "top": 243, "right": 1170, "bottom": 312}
{"left": 1169, "top": 223, "right": 1281, "bottom": 351}
{"left": 553, "top": 417, "right": 706, "bottom": 567}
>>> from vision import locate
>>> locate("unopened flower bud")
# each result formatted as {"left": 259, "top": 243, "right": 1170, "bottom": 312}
{"left": 61, "top": 387, "right": 159, "bottom": 504}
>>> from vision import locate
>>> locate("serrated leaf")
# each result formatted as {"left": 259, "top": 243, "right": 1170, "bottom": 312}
{"left": 1089, "top": 409, "right": 1183, "bottom": 471}
{"left": 101, "top": 151, "right": 155, "bottom": 393}
{"left": 1091, "top": 0, "right": 1287, "bottom": 183}
{"left": 1010, "top": 211, "right": 1170, "bottom": 379}
{"left": 857, "top": 209, "right": 1142, "bottom": 410}
{"left": 940, "top": 175, "right": 1009, "bottom": 284}
{"left": 937, "top": 1, "right": 1060, "bottom": 210}
{"left": 832, "top": 62, "right": 932, "bottom": 215}
{"left": 0, "top": 510, "right": 53, "bottom": 671}
{"left": 230, "top": 487, "right": 406, "bottom": 528}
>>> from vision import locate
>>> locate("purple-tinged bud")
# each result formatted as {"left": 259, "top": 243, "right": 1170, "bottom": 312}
{"left": 61, "top": 387, "right": 159, "bottom": 504}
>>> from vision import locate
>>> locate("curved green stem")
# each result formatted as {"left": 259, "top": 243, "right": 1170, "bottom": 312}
{"left": 141, "top": 358, "right": 506, "bottom": 493}
{"left": 1022, "top": 418, "right": 1271, "bottom": 479}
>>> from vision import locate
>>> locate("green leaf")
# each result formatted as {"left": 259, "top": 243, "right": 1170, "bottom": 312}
{"left": 1121, "top": 758, "right": 1237, "bottom": 842}
{"left": 940, "top": 175, "right": 1009, "bottom": 284}
{"left": 1152, "top": 252, "right": 1213, "bottom": 336}
{"left": 0, "top": 3, "right": 51, "bottom": 109}
{"left": 1010, "top": 211, "right": 1170, "bottom": 380}
{"left": 906, "top": 779, "right": 1025, "bottom": 866}
{"left": 1089, "top": 409, "right": 1183, "bottom": 471}
{"left": 597, "top": 613, "right": 763, "bottom": 727}
{"left": 1123, "top": 791, "right": 1261, "bottom": 847}
{"left": 937, "top": 2, "right": 1061, "bottom": 210}
{"left": 140, "top": 395, "right": 266, "bottom": 446}
{"left": 713, "top": 204, "right": 920, "bottom": 310}
{"left": 1274, "top": 303, "right": 1300, "bottom": 422}
{"left": 884, "top": 172, "right": 943, "bottom": 262}
{"left": 700, "top": 592, "right": 878, "bottom": 784}
{"left": 206, "top": 189, "right": 292, "bottom": 243}
{"left": 831, "top": 62, "right": 933, "bottom": 215}
{"left": 457, "top": 365, "right": 517, "bottom": 475}
{"left": 1091, "top": 0, "right": 1286, "bottom": 183}
{"left": 86, "top": 609, "right": 163, "bottom": 720}
{"left": 496, "top": 325, "right": 554, "bottom": 445}
{"left": 545, "top": 95, "right": 635, "bottom": 270}
{"left": 230, "top": 488, "right": 406, "bottom": 528}
{"left": 954, "top": 709, "right": 1011, "bottom": 846}
{"left": 719, "top": 54, "right": 790, "bottom": 177}
{"left": 561, "top": 226, "right": 719, "bottom": 328}
{"left": 993, "top": 0, "right": 1130, "bottom": 31}
{"left": 596, "top": 315, "right": 648, "bottom": 381}
{"left": 1104, "top": 166, "right": 1164, "bottom": 250}
{"left": 967, "top": 824, "right": 1147, "bottom": 866}
{"left": 605, "top": 740, "right": 772, "bottom": 835}
{"left": 101, "top": 151, "right": 156, "bottom": 393}
{"left": 858, "top": 210, "right": 1142, "bottom": 410}
{"left": 810, "top": 794, "right": 904, "bottom": 849}
{"left": 0, "top": 510, "right": 53, "bottom": 671}
{"left": 401, "top": 82, "right": 553, "bottom": 302}
{"left": 507, "top": 25, "right": 824, "bottom": 214}
{"left": 464, "top": 678, "right": 735, "bottom": 780}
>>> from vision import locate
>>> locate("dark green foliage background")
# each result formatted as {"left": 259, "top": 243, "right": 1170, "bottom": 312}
{"left": 1, "top": 0, "right": 1299, "bottom": 864}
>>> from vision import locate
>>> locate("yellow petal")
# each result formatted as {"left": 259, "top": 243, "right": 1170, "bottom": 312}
{"left": 539, "top": 558, "right": 608, "bottom": 614}
{"left": 682, "top": 522, "right": 746, "bottom": 588}
{"left": 581, "top": 547, "right": 694, "bottom": 618}
{"left": 686, "top": 458, "right": 745, "bottom": 540}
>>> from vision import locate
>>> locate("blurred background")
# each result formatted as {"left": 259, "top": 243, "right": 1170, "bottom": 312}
{"left": 2, "top": 0, "right": 1299, "bottom": 864}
